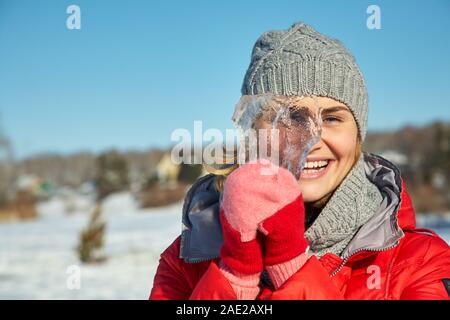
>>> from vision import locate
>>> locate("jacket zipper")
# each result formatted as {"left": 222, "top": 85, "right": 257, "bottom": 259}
{"left": 330, "top": 241, "right": 400, "bottom": 277}
{"left": 185, "top": 255, "right": 220, "bottom": 264}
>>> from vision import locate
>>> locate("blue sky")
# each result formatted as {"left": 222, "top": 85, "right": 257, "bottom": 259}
{"left": 0, "top": 0, "right": 449, "bottom": 159}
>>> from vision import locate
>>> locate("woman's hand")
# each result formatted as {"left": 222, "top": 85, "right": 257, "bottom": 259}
{"left": 219, "top": 160, "right": 310, "bottom": 293}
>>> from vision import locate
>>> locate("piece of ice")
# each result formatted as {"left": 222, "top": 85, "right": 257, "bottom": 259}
{"left": 232, "top": 94, "right": 322, "bottom": 179}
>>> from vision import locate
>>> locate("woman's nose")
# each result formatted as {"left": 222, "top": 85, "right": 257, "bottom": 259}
{"left": 307, "top": 138, "right": 324, "bottom": 154}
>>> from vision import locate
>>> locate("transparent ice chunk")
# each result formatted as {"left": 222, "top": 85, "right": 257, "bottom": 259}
{"left": 232, "top": 94, "right": 322, "bottom": 179}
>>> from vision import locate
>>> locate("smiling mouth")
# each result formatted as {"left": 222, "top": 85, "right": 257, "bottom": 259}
{"left": 301, "top": 159, "right": 334, "bottom": 179}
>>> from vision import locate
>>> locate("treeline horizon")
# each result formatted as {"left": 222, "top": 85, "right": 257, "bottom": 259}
{"left": 2, "top": 120, "right": 450, "bottom": 213}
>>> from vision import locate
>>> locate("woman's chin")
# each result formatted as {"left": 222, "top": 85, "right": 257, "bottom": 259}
{"left": 301, "top": 169, "right": 339, "bottom": 205}
{"left": 300, "top": 185, "right": 331, "bottom": 203}
{"left": 302, "top": 190, "right": 325, "bottom": 203}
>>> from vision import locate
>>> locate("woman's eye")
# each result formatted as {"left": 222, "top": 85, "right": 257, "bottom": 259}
{"left": 289, "top": 109, "right": 308, "bottom": 123}
{"left": 323, "top": 116, "right": 341, "bottom": 123}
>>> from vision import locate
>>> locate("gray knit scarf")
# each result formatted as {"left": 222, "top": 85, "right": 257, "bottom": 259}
{"left": 304, "top": 154, "right": 383, "bottom": 258}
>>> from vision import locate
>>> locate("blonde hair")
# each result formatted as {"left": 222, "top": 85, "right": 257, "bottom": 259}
{"left": 203, "top": 150, "right": 238, "bottom": 193}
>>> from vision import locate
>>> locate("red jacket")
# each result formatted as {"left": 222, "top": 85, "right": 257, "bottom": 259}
{"left": 150, "top": 156, "right": 450, "bottom": 300}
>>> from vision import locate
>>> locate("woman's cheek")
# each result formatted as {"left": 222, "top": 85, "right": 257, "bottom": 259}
{"left": 324, "top": 127, "right": 357, "bottom": 160}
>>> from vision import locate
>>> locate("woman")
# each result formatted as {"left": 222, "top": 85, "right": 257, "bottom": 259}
{"left": 149, "top": 22, "right": 450, "bottom": 300}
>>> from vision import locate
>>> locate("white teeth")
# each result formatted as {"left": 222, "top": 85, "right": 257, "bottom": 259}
{"left": 304, "top": 160, "right": 329, "bottom": 169}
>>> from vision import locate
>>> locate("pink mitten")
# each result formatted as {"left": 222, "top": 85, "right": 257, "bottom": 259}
{"left": 219, "top": 161, "right": 309, "bottom": 296}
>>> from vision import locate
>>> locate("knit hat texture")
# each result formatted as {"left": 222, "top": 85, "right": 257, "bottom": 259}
{"left": 241, "top": 22, "right": 369, "bottom": 141}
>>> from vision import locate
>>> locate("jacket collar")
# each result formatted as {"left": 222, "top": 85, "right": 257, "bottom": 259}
{"left": 339, "top": 153, "right": 406, "bottom": 259}
{"left": 180, "top": 153, "right": 411, "bottom": 263}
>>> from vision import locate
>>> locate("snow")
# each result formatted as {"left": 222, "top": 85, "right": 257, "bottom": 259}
{"left": 0, "top": 191, "right": 449, "bottom": 299}
{"left": 0, "top": 192, "right": 182, "bottom": 299}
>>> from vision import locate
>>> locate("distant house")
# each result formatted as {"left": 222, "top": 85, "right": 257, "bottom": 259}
{"left": 156, "top": 153, "right": 181, "bottom": 189}
{"left": 16, "top": 174, "right": 52, "bottom": 199}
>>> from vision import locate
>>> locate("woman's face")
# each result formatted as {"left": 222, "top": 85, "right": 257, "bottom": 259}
{"left": 254, "top": 96, "right": 359, "bottom": 203}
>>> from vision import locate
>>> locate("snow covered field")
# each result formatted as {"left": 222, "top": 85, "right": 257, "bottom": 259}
{"left": 0, "top": 192, "right": 182, "bottom": 299}
{"left": 1, "top": 192, "right": 449, "bottom": 300}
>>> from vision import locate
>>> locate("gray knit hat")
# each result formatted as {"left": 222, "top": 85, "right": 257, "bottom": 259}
{"left": 241, "top": 22, "right": 369, "bottom": 141}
